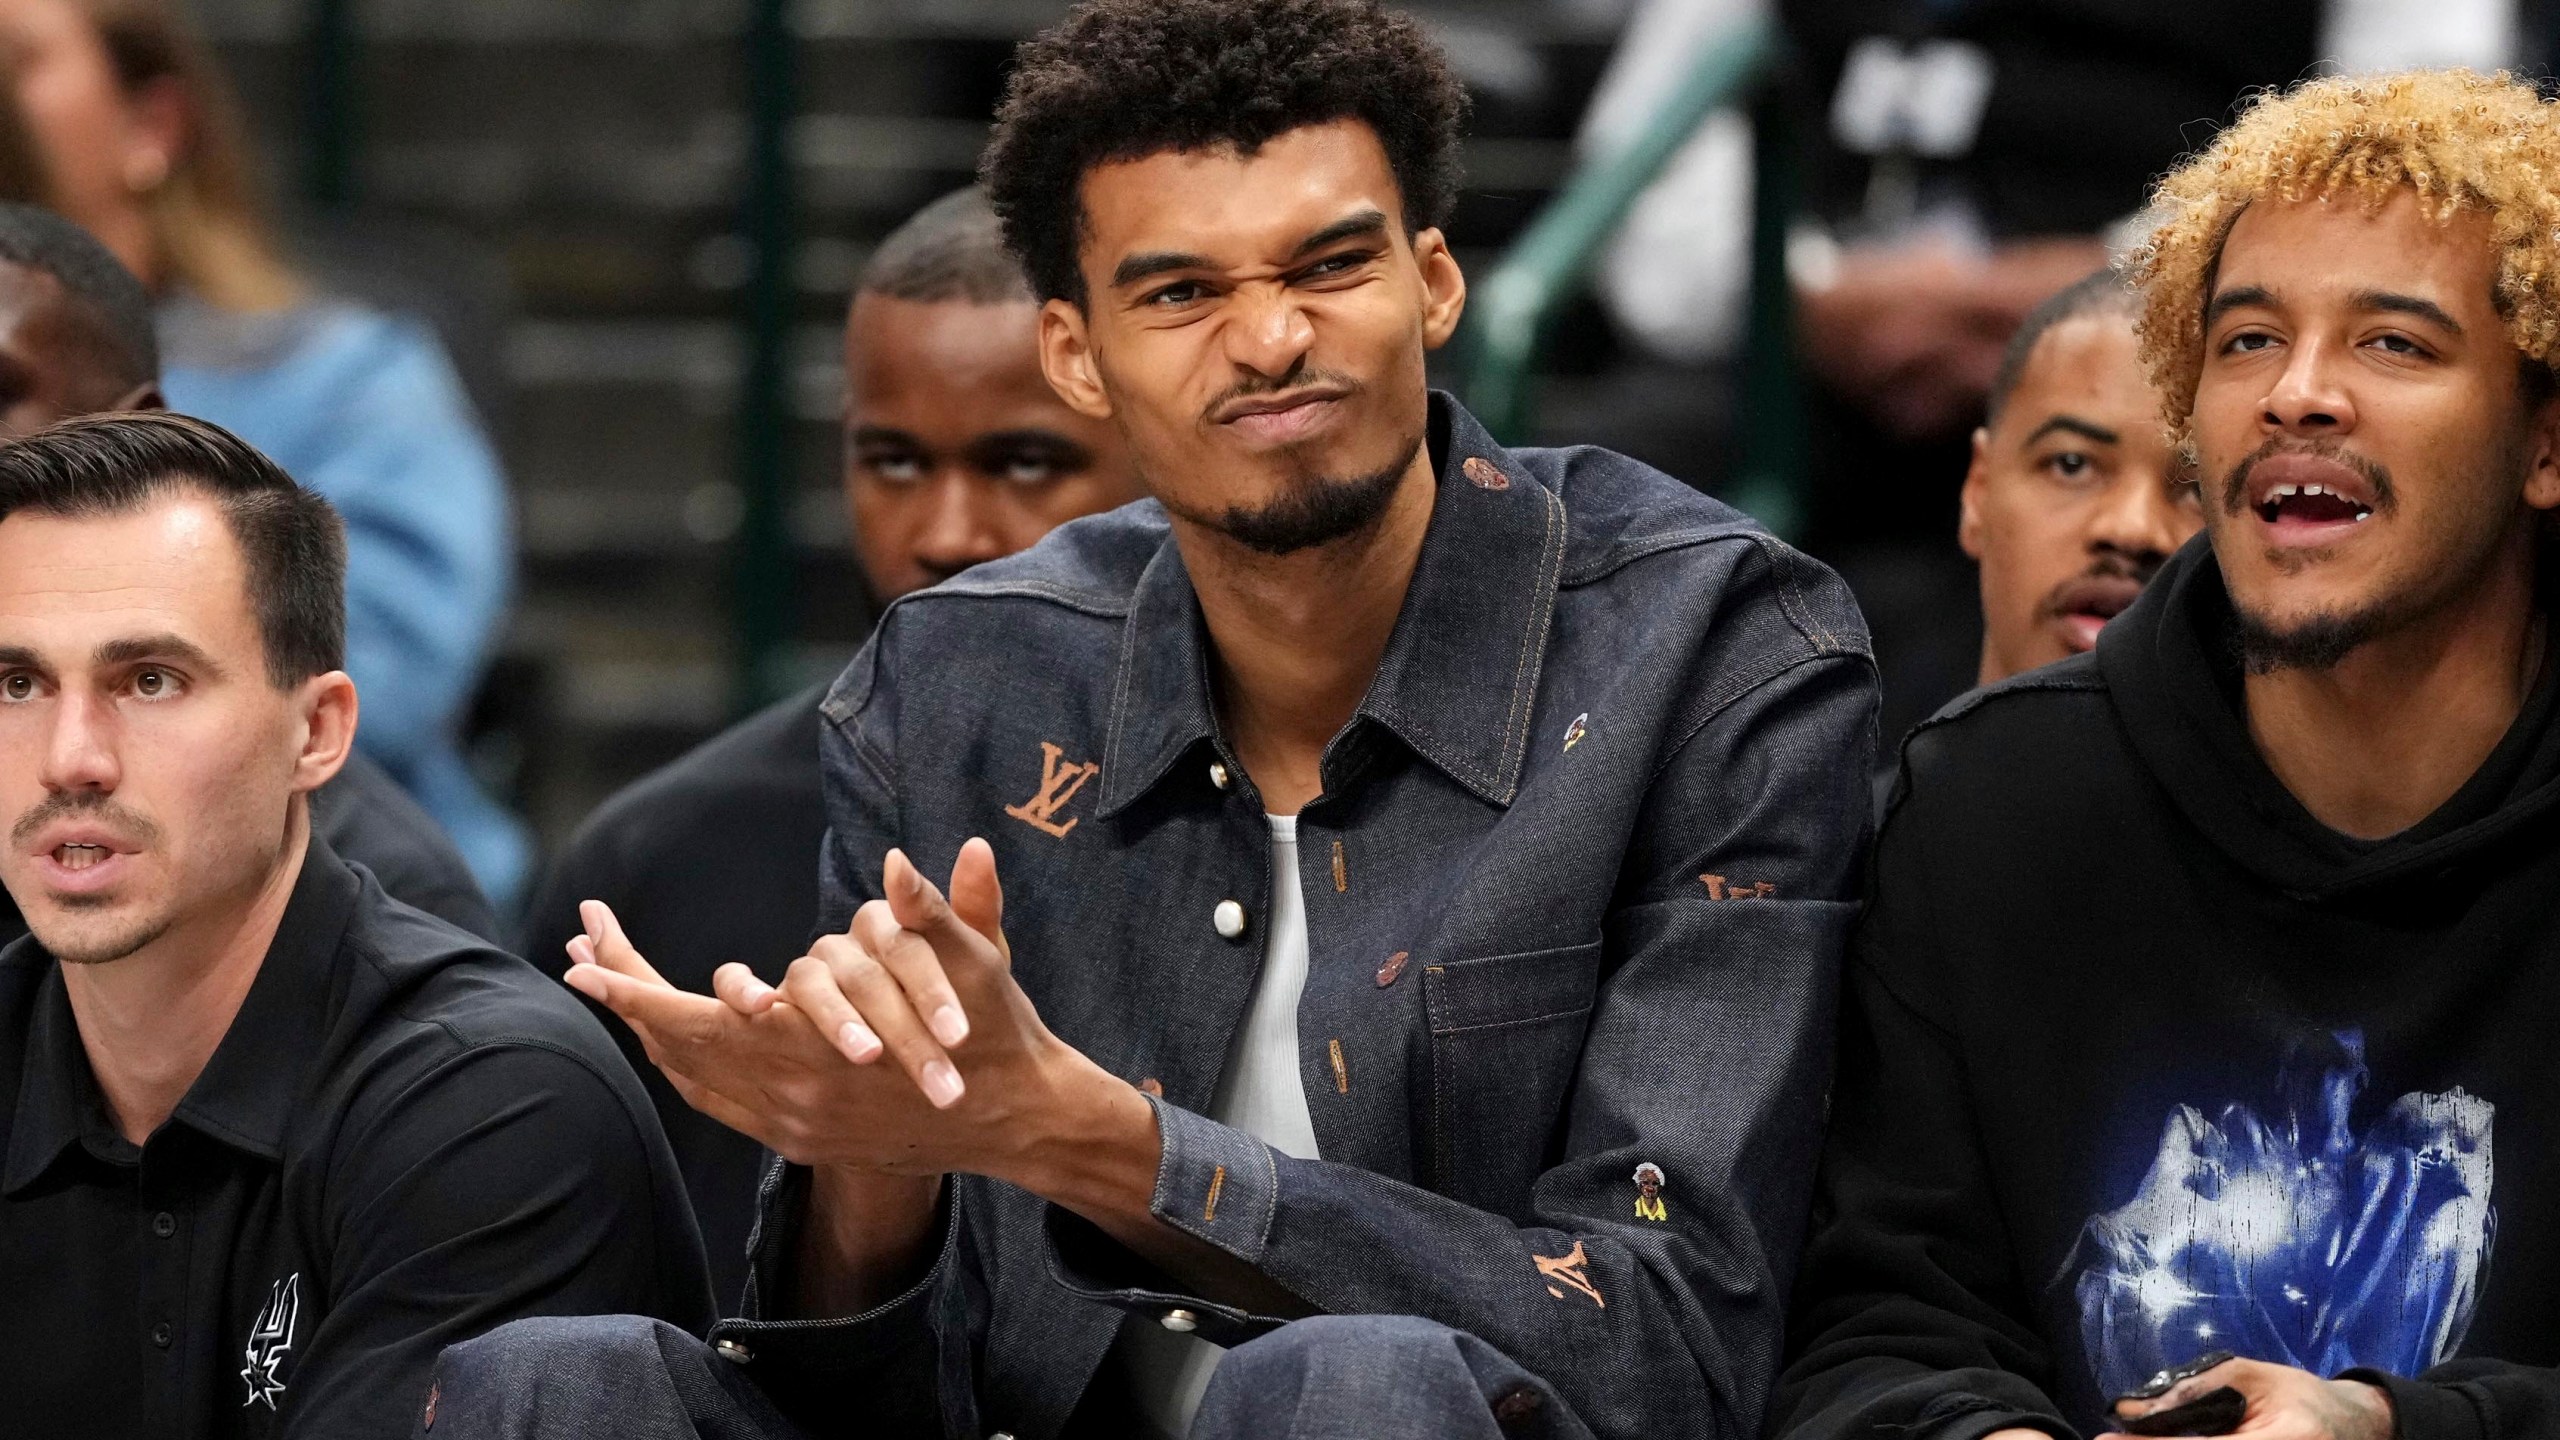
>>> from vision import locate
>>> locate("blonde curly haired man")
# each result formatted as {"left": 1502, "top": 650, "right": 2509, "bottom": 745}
{"left": 1773, "top": 69, "right": 2560, "bottom": 1440}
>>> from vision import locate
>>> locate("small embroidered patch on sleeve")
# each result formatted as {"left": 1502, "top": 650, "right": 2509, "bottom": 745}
{"left": 1533, "top": 1241, "right": 1605, "bottom": 1308}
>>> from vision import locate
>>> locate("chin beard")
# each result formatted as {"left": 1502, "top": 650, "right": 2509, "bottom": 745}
{"left": 2230, "top": 601, "right": 2395, "bottom": 675}
{"left": 1199, "top": 433, "right": 1422, "bottom": 556}
{"left": 40, "top": 909, "right": 172, "bottom": 967}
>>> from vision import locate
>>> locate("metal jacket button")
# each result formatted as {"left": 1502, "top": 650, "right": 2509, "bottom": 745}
{"left": 1209, "top": 761, "right": 1231, "bottom": 790}
{"left": 1212, "top": 900, "right": 1247, "bottom": 939}
{"left": 1160, "top": 1308, "right": 1200, "bottom": 1333}
{"left": 714, "top": 1338, "right": 753, "bottom": 1364}
{"left": 151, "top": 1321, "right": 173, "bottom": 1348}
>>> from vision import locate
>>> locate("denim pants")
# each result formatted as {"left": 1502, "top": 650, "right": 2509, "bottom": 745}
{"left": 417, "top": 1313, "right": 1593, "bottom": 1440}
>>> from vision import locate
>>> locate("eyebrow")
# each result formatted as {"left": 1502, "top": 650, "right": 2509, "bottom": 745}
{"left": 848, "top": 424, "right": 919, "bottom": 448}
{"left": 2203, "top": 282, "right": 2465, "bottom": 336}
{"left": 1107, "top": 208, "right": 1393, "bottom": 290}
{"left": 2023, "top": 415, "right": 2119, "bottom": 446}
{"left": 2203, "top": 284, "right": 2275, "bottom": 327}
{"left": 2351, "top": 289, "right": 2463, "bottom": 334}
{"left": 95, "top": 633, "right": 220, "bottom": 673}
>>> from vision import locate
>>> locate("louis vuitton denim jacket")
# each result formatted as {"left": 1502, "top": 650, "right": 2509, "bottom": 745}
{"left": 711, "top": 393, "right": 1880, "bottom": 1440}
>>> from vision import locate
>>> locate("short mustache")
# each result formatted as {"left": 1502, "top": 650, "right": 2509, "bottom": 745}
{"left": 1202, "top": 365, "right": 1361, "bottom": 424}
{"left": 2036, "top": 549, "right": 2164, "bottom": 620}
{"left": 2217, "top": 436, "right": 2397, "bottom": 517}
{"left": 12, "top": 790, "right": 161, "bottom": 850}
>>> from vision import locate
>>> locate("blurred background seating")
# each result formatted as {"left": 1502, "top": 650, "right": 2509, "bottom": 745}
{"left": 35, "top": 0, "right": 2545, "bottom": 912}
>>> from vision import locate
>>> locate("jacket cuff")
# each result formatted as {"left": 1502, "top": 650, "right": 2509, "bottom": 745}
{"left": 1041, "top": 1202, "right": 1292, "bottom": 1350}
{"left": 2342, "top": 1368, "right": 2487, "bottom": 1440}
{"left": 713, "top": 1159, "right": 961, "bottom": 1408}
{"left": 1145, "top": 1095, "right": 1278, "bottom": 1263}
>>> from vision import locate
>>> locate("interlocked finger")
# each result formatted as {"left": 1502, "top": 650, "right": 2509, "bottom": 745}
{"left": 803, "top": 932, "right": 967, "bottom": 1109}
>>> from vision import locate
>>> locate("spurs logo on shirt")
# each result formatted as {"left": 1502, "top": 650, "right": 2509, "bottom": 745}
{"left": 241, "top": 1273, "right": 301, "bottom": 1410}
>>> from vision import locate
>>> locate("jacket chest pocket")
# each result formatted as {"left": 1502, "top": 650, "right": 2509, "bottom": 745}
{"left": 1421, "top": 939, "right": 1601, "bottom": 1216}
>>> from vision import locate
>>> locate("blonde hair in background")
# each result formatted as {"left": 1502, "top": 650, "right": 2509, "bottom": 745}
{"left": 79, "top": 0, "right": 297, "bottom": 311}
{"left": 2129, "top": 69, "right": 2560, "bottom": 437}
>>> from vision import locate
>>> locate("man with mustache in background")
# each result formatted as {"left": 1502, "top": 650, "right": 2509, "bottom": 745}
{"left": 1775, "top": 70, "right": 2560, "bottom": 1440}
{"left": 1959, "top": 270, "right": 2200, "bottom": 688}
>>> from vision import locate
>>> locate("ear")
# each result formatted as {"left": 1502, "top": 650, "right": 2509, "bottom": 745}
{"left": 1412, "top": 227, "right": 1467, "bottom": 350}
{"left": 119, "top": 76, "right": 191, "bottom": 192}
{"left": 2524, "top": 391, "right": 2560, "bottom": 513}
{"left": 1957, "top": 426, "right": 1992, "bottom": 559}
{"left": 1039, "top": 297, "right": 1112, "bottom": 421}
{"left": 288, "top": 670, "right": 358, "bottom": 796}
{"left": 111, "top": 382, "right": 164, "bottom": 413}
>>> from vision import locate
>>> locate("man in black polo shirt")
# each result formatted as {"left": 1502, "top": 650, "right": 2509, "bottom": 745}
{"left": 0, "top": 413, "right": 711, "bottom": 1438}
{"left": 517, "top": 186, "right": 1138, "bottom": 1305}
{"left": 0, "top": 201, "right": 497, "bottom": 941}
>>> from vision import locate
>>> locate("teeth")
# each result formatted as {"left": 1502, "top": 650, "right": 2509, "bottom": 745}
{"left": 2355, "top": 512, "right": 2372, "bottom": 522}
{"left": 2272, "top": 484, "right": 2301, "bottom": 498}
{"left": 2305, "top": 484, "right": 2326, "bottom": 496}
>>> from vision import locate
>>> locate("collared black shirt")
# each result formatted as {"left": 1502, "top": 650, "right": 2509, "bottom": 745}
{"left": 0, "top": 838, "right": 713, "bottom": 1439}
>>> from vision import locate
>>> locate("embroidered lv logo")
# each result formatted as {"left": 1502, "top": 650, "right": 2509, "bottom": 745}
{"left": 1533, "top": 1241, "right": 1606, "bottom": 1308}
{"left": 1004, "top": 741, "right": 1100, "bottom": 838}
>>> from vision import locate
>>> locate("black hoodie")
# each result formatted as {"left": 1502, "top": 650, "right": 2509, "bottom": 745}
{"left": 1773, "top": 538, "right": 2560, "bottom": 1440}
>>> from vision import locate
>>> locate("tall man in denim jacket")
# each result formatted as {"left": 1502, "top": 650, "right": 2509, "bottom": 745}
{"left": 428, "top": 1, "right": 1878, "bottom": 1436}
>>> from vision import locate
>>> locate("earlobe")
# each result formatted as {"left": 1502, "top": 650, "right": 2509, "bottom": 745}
{"left": 1415, "top": 228, "right": 1467, "bottom": 349}
{"left": 291, "top": 672, "right": 360, "bottom": 794}
{"left": 1038, "top": 299, "right": 1113, "bottom": 421}
{"left": 1957, "top": 428, "right": 1991, "bottom": 558}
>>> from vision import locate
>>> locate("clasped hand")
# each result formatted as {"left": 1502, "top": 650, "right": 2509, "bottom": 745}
{"left": 563, "top": 837, "right": 1091, "bottom": 1179}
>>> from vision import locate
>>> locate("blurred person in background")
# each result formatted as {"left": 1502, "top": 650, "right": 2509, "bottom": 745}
{"left": 1958, "top": 269, "right": 2198, "bottom": 688}
{"left": 0, "top": 0, "right": 526, "bottom": 909}
{"left": 0, "top": 200, "right": 498, "bottom": 940}
{"left": 1584, "top": 0, "right": 2523, "bottom": 743}
{"left": 517, "top": 186, "right": 1139, "bottom": 1308}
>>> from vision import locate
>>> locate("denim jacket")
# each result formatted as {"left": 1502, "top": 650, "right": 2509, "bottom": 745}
{"left": 714, "top": 394, "right": 1879, "bottom": 1440}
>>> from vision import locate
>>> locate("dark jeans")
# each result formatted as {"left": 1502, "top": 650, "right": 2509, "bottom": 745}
{"left": 418, "top": 1313, "right": 1591, "bottom": 1440}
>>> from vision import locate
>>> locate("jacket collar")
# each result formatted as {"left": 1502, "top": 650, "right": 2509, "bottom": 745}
{"left": 3, "top": 837, "right": 360, "bottom": 1193}
{"left": 1095, "top": 392, "right": 1566, "bottom": 818}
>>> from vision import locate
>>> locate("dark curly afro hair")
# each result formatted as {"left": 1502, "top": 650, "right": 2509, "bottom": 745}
{"left": 981, "top": 0, "right": 1471, "bottom": 307}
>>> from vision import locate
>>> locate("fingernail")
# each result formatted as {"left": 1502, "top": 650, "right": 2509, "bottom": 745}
{"left": 837, "top": 1020, "right": 881, "bottom": 1062}
{"left": 922, "top": 1060, "right": 965, "bottom": 1108}
{"left": 929, "top": 1005, "right": 969, "bottom": 1047}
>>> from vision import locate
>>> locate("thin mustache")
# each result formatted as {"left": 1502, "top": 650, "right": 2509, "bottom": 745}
{"left": 2217, "top": 437, "right": 2396, "bottom": 517}
{"left": 11, "top": 793, "right": 159, "bottom": 849}
{"left": 1203, "top": 369, "right": 1361, "bottom": 423}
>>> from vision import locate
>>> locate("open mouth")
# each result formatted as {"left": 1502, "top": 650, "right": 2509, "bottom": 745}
{"left": 2047, "top": 572, "right": 2148, "bottom": 653}
{"left": 2254, "top": 482, "right": 2374, "bottom": 527}
{"left": 53, "top": 842, "right": 110, "bottom": 872}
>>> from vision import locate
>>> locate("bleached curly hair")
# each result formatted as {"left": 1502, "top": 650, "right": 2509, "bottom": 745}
{"left": 2130, "top": 69, "right": 2560, "bottom": 431}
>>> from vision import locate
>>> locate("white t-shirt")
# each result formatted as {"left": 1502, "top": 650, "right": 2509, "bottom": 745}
{"left": 1116, "top": 815, "right": 1319, "bottom": 1438}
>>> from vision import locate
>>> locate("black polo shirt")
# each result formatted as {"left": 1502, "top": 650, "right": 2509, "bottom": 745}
{"left": 0, "top": 838, "right": 714, "bottom": 1439}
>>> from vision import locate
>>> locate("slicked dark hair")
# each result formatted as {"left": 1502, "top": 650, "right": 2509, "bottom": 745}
{"left": 981, "top": 0, "right": 1470, "bottom": 306}
{"left": 860, "top": 186, "right": 1033, "bottom": 305}
{"left": 0, "top": 203, "right": 157, "bottom": 389}
{"left": 1987, "top": 268, "right": 2138, "bottom": 425}
{"left": 0, "top": 413, "right": 344, "bottom": 685}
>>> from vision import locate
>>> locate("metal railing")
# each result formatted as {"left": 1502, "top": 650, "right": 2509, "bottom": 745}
{"left": 1458, "top": 18, "right": 1804, "bottom": 538}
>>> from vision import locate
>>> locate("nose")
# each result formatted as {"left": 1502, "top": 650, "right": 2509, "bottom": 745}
{"left": 907, "top": 470, "right": 1012, "bottom": 582}
{"left": 2261, "top": 337, "right": 2358, "bottom": 435}
{"left": 1222, "top": 281, "right": 1316, "bottom": 382}
{"left": 39, "top": 689, "right": 119, "bottom": 797}
{"left": 2088, "top": 467, "right": 2194, "bottom": 564}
